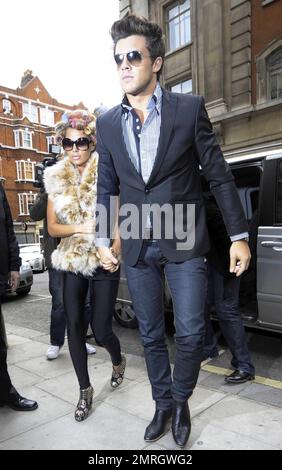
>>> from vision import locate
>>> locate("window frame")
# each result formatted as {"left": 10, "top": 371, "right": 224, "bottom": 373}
{"left": 18, "top": 192, "right": 37, "bottom": 216}
{"left": 170, "top": 78, "right": 192, "bottom": 94}
{"left": 13, "top": 130, "right": 21, "bottom": 148}
{"left": 46, "top": 135, "right": 55, "bottom": 152}
{"left": 267, "top": 48, "right": 282, "bottom": 101}
{"left": 40, "top": 106, "right": 54, "bottom": 126}
{"left": 22, "top": 101, "right": 38, "bottom": 122}
{"left": 16, "top": 160, "right": 36, "bottom": 182}
{"left": 165, "top": 0, "right": 191, "bottom": 53}
{"left": 2, "top": 98, "right": 11, "bottom": 114}
{"left": 22, "top": 129, "right": 33, "bottom": 149}
{"left": 256, "top": 40, "right": 282, "bottom": 104}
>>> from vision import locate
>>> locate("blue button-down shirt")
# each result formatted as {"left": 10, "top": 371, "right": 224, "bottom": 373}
{"left": 121, "top": 82, "right": 162, "bottom": 184}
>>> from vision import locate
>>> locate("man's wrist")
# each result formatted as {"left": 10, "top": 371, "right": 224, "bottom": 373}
{"left": 230, "top": 232, "right": 249, "bottom": 243}
{"left": 233, "top": 237, "right": 249, "bottom": 243}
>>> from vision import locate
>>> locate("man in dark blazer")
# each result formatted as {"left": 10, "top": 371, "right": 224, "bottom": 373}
{"left": 0, "top": 182, "right": 38, "bottom": 411}
{"left": 96, "top": 15, "right": 251, "bottom": 448}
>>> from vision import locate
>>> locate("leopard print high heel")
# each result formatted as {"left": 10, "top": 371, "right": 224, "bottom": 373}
{"left": 74, "top": 385, "right": 93, "bottom": 422}
{"left": 111, "top": 355, "right": 126, "bottom": 389}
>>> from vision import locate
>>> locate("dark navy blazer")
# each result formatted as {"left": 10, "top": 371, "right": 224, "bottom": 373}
{"left": 96, "top": 89, "right": 248, "bottom": 266}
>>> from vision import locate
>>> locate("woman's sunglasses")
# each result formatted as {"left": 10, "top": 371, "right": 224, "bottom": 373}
{"left": 114, "top": 50, "right": 151, "bottom": 68}
{"left": 62, "top": 137, "right": 91, "bottom": 151}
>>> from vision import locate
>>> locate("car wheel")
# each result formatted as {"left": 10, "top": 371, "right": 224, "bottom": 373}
{"left": 16, "top": 287, "right": 31, "bottom": 296}
{"left": 114, "top": 302, "right": 138, "bottom": 329}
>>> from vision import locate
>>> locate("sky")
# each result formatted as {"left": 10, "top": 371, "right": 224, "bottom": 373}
{"left": 0, "top": 0, "right": 122, "bottom": 111}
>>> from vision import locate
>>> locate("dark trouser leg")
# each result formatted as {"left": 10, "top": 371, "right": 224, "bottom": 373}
{"left": 211, "top": 266, "right": 255, "bottom": 375}
{"left": 125, "top": 241, "right": 172, "bottom": 410}
{"left": 83, "top": 284, "right": 92, "bottom": 337}
{"left": 63, "top": 272, "right": 90, "bottom": 389}
{"left": 90, "top": 279, "right": 121, "bottom": 365}
{"left": 165, "top": 257, "right": 207, "bottom": 401}
{"left": 203, "top": 265, "right": 219, "bottom": 359}
{"left": 48, "top": 268, "right": 66, "bottom": 347}
{"left": 0, "top": 299, "right": 12, "bottom": 399}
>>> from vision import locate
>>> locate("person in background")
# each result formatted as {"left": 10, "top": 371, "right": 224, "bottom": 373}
{"left": 0, "top": 182, "right": 38, "bottom": 411}
{"left": 29, "top": 190, "right": 97, "bottom": 360}
{"left": 44, "top": 110, "right": 125, "bottom": 422}
{"left": 203, "top": 195, "right": 255, "bottom": 384}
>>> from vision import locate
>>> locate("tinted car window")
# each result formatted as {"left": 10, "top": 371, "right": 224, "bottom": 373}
{"left": 276, "top": 159, "right": 282, "bottom": 224}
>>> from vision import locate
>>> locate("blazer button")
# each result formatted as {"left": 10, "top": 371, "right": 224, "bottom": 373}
{"left": 145, "top": 188, "right": 150, "bottom": 193}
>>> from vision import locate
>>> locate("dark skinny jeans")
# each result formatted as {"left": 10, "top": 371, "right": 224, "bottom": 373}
{"left": 63, "top": 271, "right": 121, "bottom": 389}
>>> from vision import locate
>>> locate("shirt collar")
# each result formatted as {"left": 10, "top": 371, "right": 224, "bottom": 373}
{"left": 121, "top": 82, "right": 162, "bottom": 119}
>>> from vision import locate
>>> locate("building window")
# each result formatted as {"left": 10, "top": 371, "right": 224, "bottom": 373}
{"left": 23, "top": 129, "right": 33, "bottom": 149}
{"left": 46, "top": 136, "right": 55, "bottom": 151}
{"left": 18, "top": 192, "right": 37, "bottom": 216}
{"left": 166, "top": 0, "right": 191, "bottom": 52}
{"left": 267, "top": 48, "right": 282, "bottom": 101}
{"left": 256, "top": 40, "right": 282, "bottom": 104}
{"left": 14, "top": 130, "right": 21, "bottom": 147}
{"left": 171, "top": 78, "right": 192, "bottom": 94}
{"left": 23, "top": 102, "right": 38, "bottom": 122}
{"left": 16, "top": 160, "right": 36, "bottom": 182}
{"left": 2, "top": 99, "right": 11, "bottom": 114}
{"left": 40, "top": 107, "right": 54, "bottom": 126}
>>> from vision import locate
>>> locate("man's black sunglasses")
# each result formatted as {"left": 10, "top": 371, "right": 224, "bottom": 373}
{"left": 114, "top": 50, "right": 151, "bottom": 67}
{"left": 62, "top": 137, "right": 91, "bottom": 151}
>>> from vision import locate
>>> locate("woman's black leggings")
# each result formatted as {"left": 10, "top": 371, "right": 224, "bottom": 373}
{"left": 63, "top": 272, "right": 121, "bottom": 389}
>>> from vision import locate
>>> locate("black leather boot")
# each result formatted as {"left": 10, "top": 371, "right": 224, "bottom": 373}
{"left": 144, "top": 408, "right": 172, "bottom": 442}
{"left": 172, "top": 400, "right": 191, "bottom": 448}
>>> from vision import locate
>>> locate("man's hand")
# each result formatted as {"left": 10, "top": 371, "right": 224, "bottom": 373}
{"left": 9, "top": 271, "right": 20, "bottom": 292}
{"left": 97, "top": 247, "right": 119, "bottom": 271}
{"left": 229, "top": 240, "right": 251, "bottom": 277}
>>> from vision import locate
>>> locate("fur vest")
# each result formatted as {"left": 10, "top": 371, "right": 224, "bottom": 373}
{"left": 44, "top": 153, "right": 100, "bottom": 276}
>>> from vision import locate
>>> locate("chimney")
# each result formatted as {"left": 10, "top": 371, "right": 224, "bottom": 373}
{"left": 20, "top": 70, "right": 34, "bottom": 88}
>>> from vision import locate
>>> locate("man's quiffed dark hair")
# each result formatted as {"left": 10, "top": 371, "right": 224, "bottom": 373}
{"left": 111, "top": 14, "right": 165, "bottom": 80}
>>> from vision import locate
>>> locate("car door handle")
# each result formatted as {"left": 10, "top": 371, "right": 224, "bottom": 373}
{"left": 261, "top": 240, "right": 282, "bottom": 251}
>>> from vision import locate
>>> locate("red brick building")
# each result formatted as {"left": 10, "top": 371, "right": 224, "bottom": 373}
{"left": 0, "top": 70, "right": 86, "bottom": 242}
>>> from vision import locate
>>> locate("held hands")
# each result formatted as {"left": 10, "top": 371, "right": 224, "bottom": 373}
{"left": 108, "top": 239, "right": 121, "bottom": 272}
{"left": 229, "top": 240, "right": 251, "bottom": 277}
{"left": 9, "top": 271, "right": 20, "bottom": 292}
{"left": 97, "top": 246, "right": 120, "bottom": 272}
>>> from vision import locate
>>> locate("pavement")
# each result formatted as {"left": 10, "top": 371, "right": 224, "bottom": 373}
{"left": 0, "top": 321, "right": 282, "bottom": 450}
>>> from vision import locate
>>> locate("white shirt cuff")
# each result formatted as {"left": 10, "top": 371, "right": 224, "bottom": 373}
{"left": 95, "top": 238, "right": 111, "bottom": 248}
{"left": 230, "top": 232, "right": 249, "bottom": 242}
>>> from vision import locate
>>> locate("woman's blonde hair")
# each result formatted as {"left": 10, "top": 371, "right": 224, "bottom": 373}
{"left": 55, "top": 109, "right": 96, "bottom": 146}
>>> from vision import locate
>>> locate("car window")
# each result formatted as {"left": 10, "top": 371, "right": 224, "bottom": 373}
{"left": 275, "top": 159, "right": 282, "bottom": 224}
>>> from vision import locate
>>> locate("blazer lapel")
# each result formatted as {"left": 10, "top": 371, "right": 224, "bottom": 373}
{"left": 147, "top": 89, "right": 178, "bottom": 186}
{"left": 111, "top": 106, "right": 144, "bottom": 184}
